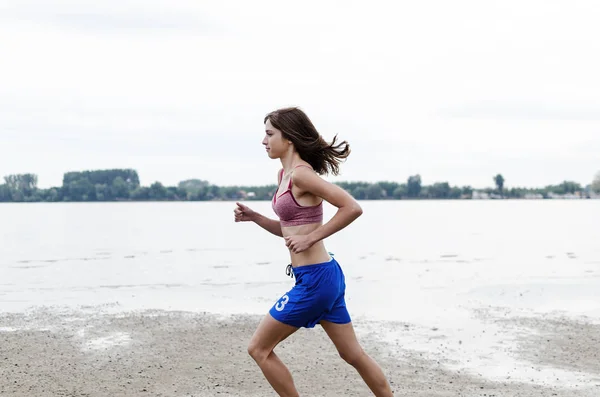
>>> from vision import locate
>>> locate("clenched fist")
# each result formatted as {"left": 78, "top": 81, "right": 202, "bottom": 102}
{"left": 234, "top": 202, "right": 256, "bottom": 222}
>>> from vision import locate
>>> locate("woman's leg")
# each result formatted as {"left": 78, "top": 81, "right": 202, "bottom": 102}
{"left": 320, "top": 320, "right": 394, "bottom": 396}
{"left": 248, "top": 313, "right": 300, "bottom": 397}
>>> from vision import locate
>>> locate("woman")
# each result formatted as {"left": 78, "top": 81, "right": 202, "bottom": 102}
{"left": 233, "top": 107, "right": 393, "bottom": 396}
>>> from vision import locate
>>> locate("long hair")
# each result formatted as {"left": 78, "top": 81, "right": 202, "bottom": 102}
{"left": 264, "top": 107, "right": 350, "bottom": 176}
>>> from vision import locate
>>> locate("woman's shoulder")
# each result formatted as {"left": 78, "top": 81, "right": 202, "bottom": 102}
{"left": 292, "top": 163, "right": 316, "bottom": 173}
{"left": 290, "top": 164, "right": 324, "bottom": 187}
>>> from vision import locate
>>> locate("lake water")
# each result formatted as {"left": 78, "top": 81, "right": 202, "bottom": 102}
{"left": 1, "top": 200, "right": 599, "bottom": 386}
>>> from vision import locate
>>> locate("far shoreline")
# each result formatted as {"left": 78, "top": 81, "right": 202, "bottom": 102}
{"left": 2, "top": 197, "right": 600, "bottom": 204}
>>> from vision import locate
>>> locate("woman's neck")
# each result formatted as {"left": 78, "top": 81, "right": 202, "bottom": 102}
{"left": 280, "top": 152, "right": 303, "bottom": 175}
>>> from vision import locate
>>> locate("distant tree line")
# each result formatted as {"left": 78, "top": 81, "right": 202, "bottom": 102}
{"left": 0, "top": 169, "right": 598, "bottom": 203}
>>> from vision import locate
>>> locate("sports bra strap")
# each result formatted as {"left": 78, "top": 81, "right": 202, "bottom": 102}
{"left": 289, "top": 164, "right": 313, "bottom": 188}
{"left": 278, "top": 165, "right": 314, "bottom": 189}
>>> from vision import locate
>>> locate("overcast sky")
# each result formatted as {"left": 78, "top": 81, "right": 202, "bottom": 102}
{"left": 1, "top": 0, "right": 599, "bottom": 189}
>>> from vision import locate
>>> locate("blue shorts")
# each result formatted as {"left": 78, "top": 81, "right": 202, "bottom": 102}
{"left": 269, "top": 256, "right": 351, "bottom": 328}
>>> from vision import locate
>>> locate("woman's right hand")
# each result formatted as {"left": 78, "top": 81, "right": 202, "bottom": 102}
{"left": 234, "top": 202, "right": 257, "bottom": 222}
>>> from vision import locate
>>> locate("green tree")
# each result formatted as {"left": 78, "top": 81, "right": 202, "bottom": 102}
{"left": 494, "top": 174, "right": 505, "bottom": 196}
{"left": 377, "top": 181, "right": 399, "bottom": 198}
{"left": 407, "top": 175, "right": 422, "bottom": 198}
{"left": 178, "top": 179, "right": 209, "bottom": 192}
{"left": 64, "top": 179, "right": 95, "bottom": 201}
{"left": 592, "top": 171, "right": 600, "bottom": 193}
{"left": 111, "top": 176, "right": 129, "bottom": 199}
{"left": 545, "top": 181, "right": 582, "bottom": 195}
{"left": 429, "top": 182, "right": 451, "bottom": 199}
{"left": 63, "top": 169, "right": 139, "bottom": 189}
{"left": 461, "top": 186, "right": 473, "bottom": 198}
{"left": 4, "top": 174, "right": 38, "bottom": 199}
{"left": 149, "top": 182, "right": 167, "bottom": 200}
{"left": 392, "top": 184, "right": 407, "bottom": 199}
{"left": 352, "top": 186, "right": 368, "bottom": 200}
{"left": 178, "top": 179, "right": 209, "bottom": 200}
{"left": 46, "top": 188, "right": 62, "bottom": 202}
{"left": 62, "top": 169, "right": 140, "bottom": 201}
{"left": 221, "top": 186, "right": 243, "bottom": 200}
{"left": 559, "top": 181, "right": 582, "bottom": 194}
{"left": 0, "top": 184, "right": 11, "bottom": 202}
{"left": 95, "top": 184, "right": 108, "bottom": 201}
{"left": 130, "top": 187, "right": 151, "bottom": 200}
{"left": 449, "top": 186, "right": 462, "bottom": 199}
{"left": 366, "top": 183, "right": 384, "bottom": 199}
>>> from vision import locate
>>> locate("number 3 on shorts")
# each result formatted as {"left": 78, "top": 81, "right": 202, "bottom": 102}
{"left": 275, "top": 294, "right": 289, "bottom": 312}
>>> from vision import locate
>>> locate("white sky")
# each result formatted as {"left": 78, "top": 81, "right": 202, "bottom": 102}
{"left": 1, "top": 0, "right": 599, "bottom": 189}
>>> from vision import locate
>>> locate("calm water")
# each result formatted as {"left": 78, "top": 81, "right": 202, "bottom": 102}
{"left": 1, "top": 200, "right": 599, "bottom": 317}
{"left": 1, "top": 200, "right": 599, "bottom": 386}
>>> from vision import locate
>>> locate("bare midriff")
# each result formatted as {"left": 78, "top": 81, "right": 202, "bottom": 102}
{"left": 282, "top": 222, "right": 331, "bottom": 267}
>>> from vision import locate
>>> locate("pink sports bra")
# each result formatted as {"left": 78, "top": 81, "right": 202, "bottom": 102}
{"left": 272, "top": 165, "right": 324, "bottom": 227}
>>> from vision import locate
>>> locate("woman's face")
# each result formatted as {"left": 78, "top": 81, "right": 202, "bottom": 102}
{"left": 262, "top": 119, "right": 290, "bottom": 159}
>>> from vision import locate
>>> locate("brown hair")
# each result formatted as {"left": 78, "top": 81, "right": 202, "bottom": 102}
{"left": 264, "top": 107, "right": 350, "bottom": 175}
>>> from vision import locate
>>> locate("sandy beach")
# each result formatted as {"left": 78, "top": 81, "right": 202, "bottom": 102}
{"left": 1, "top": 305, "right": 598, "bottom": 397}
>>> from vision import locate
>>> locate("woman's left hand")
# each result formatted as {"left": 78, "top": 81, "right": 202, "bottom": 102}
{"left": 284, "top": 235, "right": 314, "bottom": 254}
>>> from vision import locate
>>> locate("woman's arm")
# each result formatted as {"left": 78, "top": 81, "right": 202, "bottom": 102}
{"left": 251, "top": 211, "right": 283, "bottom": 237}
{"left": 288, "top": 167, "right": 362, "bottom": 248}
{"left": 234, "top": 169, "right": 283, "bottom": 238}
{"left": 234, "top": 202, "right": 283, "bottom": 237}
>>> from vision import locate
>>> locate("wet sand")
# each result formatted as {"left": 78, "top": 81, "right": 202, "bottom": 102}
{"left": 1, "top": 306, "right": 599, "bottom": 396}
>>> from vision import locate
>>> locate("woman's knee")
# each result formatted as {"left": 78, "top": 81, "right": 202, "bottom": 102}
{"left": 247, "top": 313, "right": 297, "bottom": 363}
{"left": 247, "top": 340, "right": 270, "bottom": 363}
{"left": 338, "top": 346, "right": 366, "bottom": 366}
